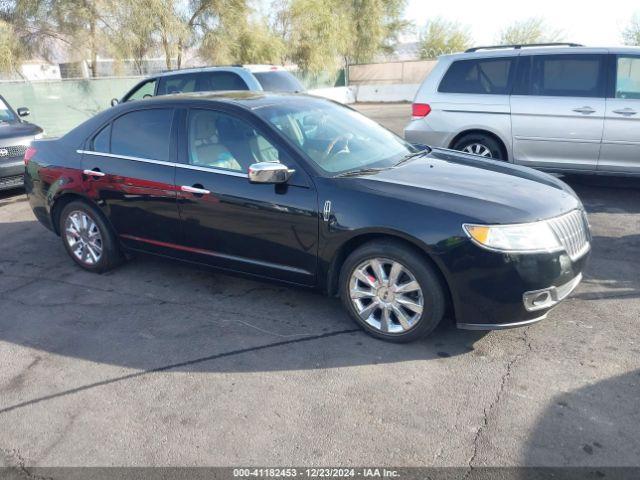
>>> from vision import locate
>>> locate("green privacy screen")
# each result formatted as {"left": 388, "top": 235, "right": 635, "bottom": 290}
{"left": 0, "top": 70, "right": 343, "bottom": 138}
{"left": 0, "top": 77, "right": 142, "bottom": 138}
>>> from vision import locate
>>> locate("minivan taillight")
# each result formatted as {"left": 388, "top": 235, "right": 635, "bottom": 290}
{"left": 412, "top": 103, "right": 431, "bottom": 118}
{"left": 24, "top": 146, "right": 37, "bottom": 165}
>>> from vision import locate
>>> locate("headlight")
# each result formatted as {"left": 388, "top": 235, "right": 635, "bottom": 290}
{"left": 463, "top": 221, "right": 562, "bottom": 253}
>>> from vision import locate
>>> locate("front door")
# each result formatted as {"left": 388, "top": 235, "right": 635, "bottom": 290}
{"left": 81, "top": 107, "right": 182, "bottom": 254}
{"left": 174, "top": 107, "right": 318, "bottom": 286}
{"left": 599, "top": 55, "right": 640, "bottom": 174}
{"left": 511, "top": 53, "right": 607, "bottom": 171}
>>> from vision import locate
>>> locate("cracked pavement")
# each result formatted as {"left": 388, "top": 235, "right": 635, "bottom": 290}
{"left": 0, "top": 103, "right": 638, "bottom": 468}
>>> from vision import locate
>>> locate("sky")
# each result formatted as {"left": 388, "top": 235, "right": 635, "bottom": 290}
{"left": 404, "top": 0, "right": 638, "bottom": 46}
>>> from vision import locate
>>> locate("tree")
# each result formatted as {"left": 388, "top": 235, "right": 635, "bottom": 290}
{"left": 622, "top": 14, "right": 640, "bottom": 46}
{"left": 111, "top": 0, "right": 157, "bottom": 74}
{"left": 419, "top": 18, "right": 472, "bottom": 59}
{"left": 0, "top": 19, "right": 19, "bottom": 73}
{"left": 344, "top": 0, "right": 409, "bottom": 64}
{"left": 200, "top": 14, "right": 285, "bottom": 65}
{"left": 1, "top": 0, "right": 117, "bottom": 77}
{"left": 498, "top": 17, "right": 563, "bottom": 45}
{"left": 281, "top": 0, "right": 351, "bottom": 73}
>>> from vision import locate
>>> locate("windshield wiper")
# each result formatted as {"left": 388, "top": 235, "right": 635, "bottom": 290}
{"left": 334, "top": 167, "right": 389, "bottom": 178}
{"left": 393, "top": 147, "right": 431, "bottom": 167}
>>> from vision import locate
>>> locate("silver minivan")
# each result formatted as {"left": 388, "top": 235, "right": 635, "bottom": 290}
{"left": 404, "top": 44, "right": 640, "bottom": 176}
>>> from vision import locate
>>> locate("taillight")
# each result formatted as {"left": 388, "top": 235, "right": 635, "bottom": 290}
{"left": 412, "top": 103, "right": 431, "bottom": 118}
{"left": 24, "top": 146, "right": 37, "bottom": 166}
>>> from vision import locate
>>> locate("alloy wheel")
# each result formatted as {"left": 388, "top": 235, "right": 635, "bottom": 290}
{"left": 462, "top": 143, "right": 493, "bottom": 158}
{"left": 64, "top": 210, "right": 103, "bottom": 265}
{"left": 348, "top": 257, "right": 424, "bottom": 334}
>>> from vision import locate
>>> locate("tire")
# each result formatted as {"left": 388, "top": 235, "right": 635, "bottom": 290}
{"left": 452, "top": 134, "right": 504, "bottom": 160}
{"left": 339, "top": 241, "right": 446, "bottom": 343}
{"left": 58, "top": 200, "right": 123, "bottom": 273}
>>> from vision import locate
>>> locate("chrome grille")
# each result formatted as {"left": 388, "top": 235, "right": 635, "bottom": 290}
{"left": 0, "top": 145, "right": 28, "bottom": 158}
{"left": 547, "top": 210, "right": 590, "bottom": 260}
{"left": 0, "top": 175, "right": 23, "bottom": 189}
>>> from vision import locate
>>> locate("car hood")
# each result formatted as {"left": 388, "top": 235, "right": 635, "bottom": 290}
{"left": 0, "top": 121, "right": 42, "bottom": 141}
{"left": 348, "top": 148, "right": 582, "bottom": 224}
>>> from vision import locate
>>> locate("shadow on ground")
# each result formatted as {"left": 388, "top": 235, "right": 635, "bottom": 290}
{"left": 525, "top": 370, "right": 640, "bottom": 467}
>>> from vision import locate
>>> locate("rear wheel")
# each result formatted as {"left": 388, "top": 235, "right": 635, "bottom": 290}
{"left": 339, "top": 241, "right": 446, "bottom": 343}
{"left": 453, "top": 134, "right": 504, "bottom": 161}
{"left": 59, "top": 201, "right": 122, "bottom": 273}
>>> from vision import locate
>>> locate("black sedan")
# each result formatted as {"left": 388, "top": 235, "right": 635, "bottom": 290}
{"left": 25, "top": 92, "right": 590, "bottom": 342}
{"left": 0, "top": 94, "right": 43, "bottom": 190}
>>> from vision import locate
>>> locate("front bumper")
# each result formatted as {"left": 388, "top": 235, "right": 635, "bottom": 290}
{"left": 0, "top": 157, "right": 24, "bottom": 190}
{"left": 457, "top": 273, "right": 583, "bottom": 330}
{"left": 442, "top": 240, "right": 590, "bottom": 330}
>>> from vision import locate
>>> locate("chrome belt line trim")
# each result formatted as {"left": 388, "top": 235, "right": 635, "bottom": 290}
{"left": 76, "top": 150, "right": 249, "bottom": 178}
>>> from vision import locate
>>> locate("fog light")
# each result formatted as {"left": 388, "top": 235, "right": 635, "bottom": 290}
{"left": 523, "top": 288, "right": 556, "bottom": 312}
{"left": 532, "top": 291, "right": 551, "bottom": 306}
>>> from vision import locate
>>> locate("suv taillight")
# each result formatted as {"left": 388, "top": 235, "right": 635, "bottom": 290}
{"left": 24, "top": 146, "right": 37, "bottom": 165}
{"left": 412, "top": 103, "right": 431, "bottom": 118}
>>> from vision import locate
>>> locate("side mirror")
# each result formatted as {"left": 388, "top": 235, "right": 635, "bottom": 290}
{"left": 17, "top": 107, "right": 30, "bottom": 117}
{"left": 110, "top": 98, "right": 119, "bottom": 107}
{"left": 248, "top": 162, "right": 294, "bottom": 184}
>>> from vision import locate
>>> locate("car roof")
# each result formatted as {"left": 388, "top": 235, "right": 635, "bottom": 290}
{"left": 122, "top": 91, "right": 327, "bottom": 109}
{"left": 150, "top": 65, "right": 289, "bottom": 79}
{"left": 440, "top": 45, "right": 640, "bottom": 60}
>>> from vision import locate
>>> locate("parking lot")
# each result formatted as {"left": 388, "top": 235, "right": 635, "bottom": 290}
{"left": 0, "top": 103, "right": 639, "bottom": 469}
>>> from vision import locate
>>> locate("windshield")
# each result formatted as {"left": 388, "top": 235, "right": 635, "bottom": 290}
{"left": 254, "top": 99, "right": 415, "bottom": 174}
{"left": 0, "top": 97, "right": 17, "bottom": 123}
{"left": 253, "top": 71, "right": 305, "bottom": 92}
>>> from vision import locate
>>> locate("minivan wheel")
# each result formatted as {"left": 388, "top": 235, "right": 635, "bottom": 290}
{"left": 59, "top": 201, "right": 122, "bottom": 273}
{"left": 453, "top": 134, "right": 504, "bottom": 160}
{"left": 339, "top": 241, "right": 445, "bottom": 343}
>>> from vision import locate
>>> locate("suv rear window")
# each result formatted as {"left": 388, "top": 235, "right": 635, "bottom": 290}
{"left": 253, "top": 71, "right": 304, "bottom": 92}
{"left": 157, "top": 71, "right": 249, "bottom": 95}
{"left": 439, "top": 58, "right": 514, "bottom": 95}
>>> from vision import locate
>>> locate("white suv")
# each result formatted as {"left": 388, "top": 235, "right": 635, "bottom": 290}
{"left": 404, "top": 43, "right": 640, "bottom": 176}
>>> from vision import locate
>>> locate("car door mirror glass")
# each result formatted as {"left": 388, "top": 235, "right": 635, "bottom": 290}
{"left": 17, "top": 107, "right": 30, "bottom": 117}
{"left": 248, "top": 162, "right": 294, "bottom": 184}
{"left": 110, "top": 98, "right": 119, "bottom": 107}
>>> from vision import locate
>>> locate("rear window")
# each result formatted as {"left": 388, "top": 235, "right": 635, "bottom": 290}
{"left": 157, "top": 71, "right": 249, "bottom": 95}
{"left": 439, "top": 58, "right": 514, "bottom": 95}
{"left": 519, "top": 54, "right": 606, "bottom": 98}
{"left": 253, "top": 71, "right": 304, "bottom": 92}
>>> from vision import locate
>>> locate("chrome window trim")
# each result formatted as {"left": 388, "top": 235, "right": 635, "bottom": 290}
{"left": 178, "top": 163, "right": 248, "bottom": 178}
{"left": 76, "top": 150, "right": 249, "bottom": 178}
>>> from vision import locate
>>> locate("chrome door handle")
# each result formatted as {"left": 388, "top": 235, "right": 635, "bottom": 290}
{"left": 181, "top": 185, "right": 210, "bottom": 195}
{"left": 572, "top": 107, "right": 596, "bottom": 114}
{"left": 612, "top": 108, "right": 637, "bottom": 116}
{"left": 83, "top": 169, "right": 106, "bottom": 177}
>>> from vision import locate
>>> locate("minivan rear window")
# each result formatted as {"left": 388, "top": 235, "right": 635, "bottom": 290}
{"left": 438, "top": 58, "right": 514, "bottom": 95}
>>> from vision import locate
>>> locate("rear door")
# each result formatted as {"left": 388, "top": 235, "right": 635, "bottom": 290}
{"left": 510, "top": 53, "right": 607, "bottom": 171}
{"left": 599, "top": 54, "right": 640, "bottom": 174}
{"left": 80, "top": 107, "right": 182, "bottom": 254}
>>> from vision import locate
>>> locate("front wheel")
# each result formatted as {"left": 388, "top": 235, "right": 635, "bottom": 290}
{"left": 339, "top": 241, "right": 446, "bottom": 342}
{"left": 59, "top": 201, "right": 123, "bottom": 273}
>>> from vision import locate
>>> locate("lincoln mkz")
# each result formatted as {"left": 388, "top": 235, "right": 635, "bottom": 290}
{"left": 25, "top": 93, "right": 590, "bottom": 342}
